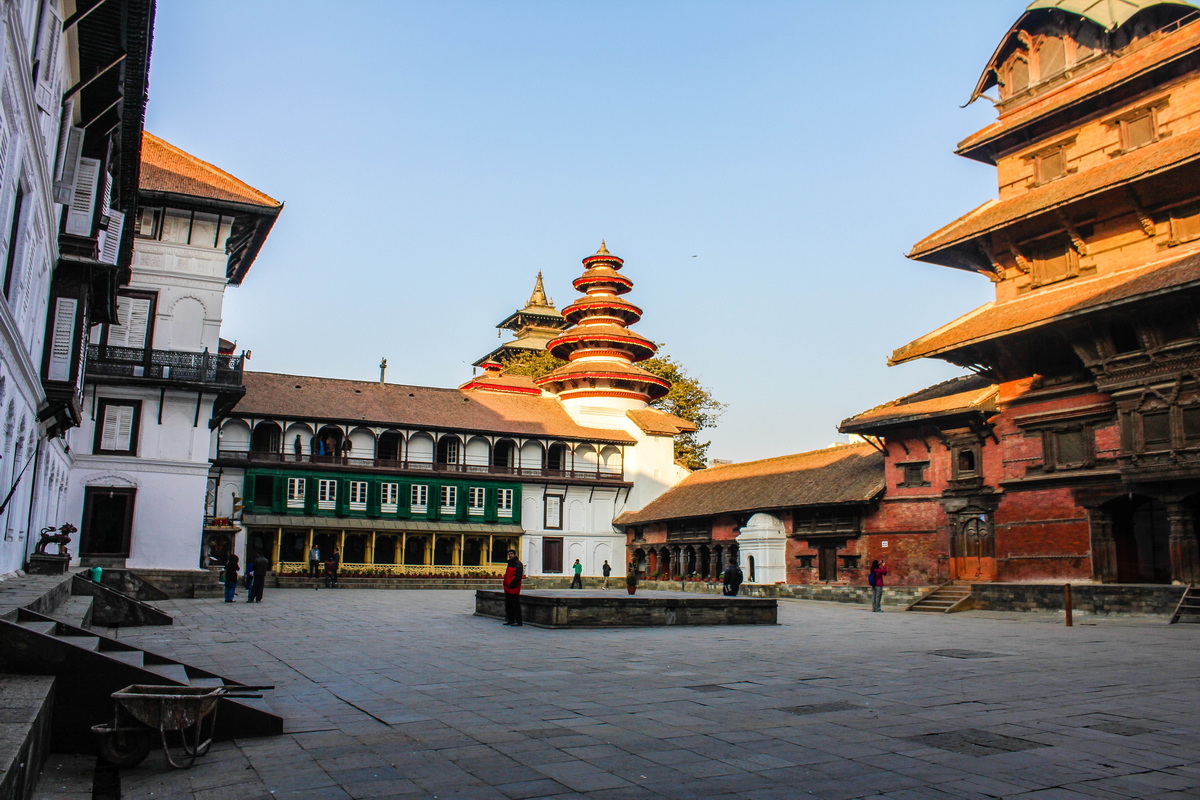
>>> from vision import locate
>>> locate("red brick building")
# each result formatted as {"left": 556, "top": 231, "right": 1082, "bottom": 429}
{"left": 622, "top": 1, "right": 1200, "bottom": 589}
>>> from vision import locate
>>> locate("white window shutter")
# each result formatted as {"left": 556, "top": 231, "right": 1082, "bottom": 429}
{"left": 107, "top": 295, "right": 151, "bottom": 349}
{"left": 47, "top": 296, "right": 76, "bottom": 381}
{"left": 53, "top": 117, "right": 83, "bottom": 205}
{"left": 33, "top": 4, "right": 62, "bottom": 112}
{"left": 100, "top": 404, "right": 133, "bottom": 451}
{"left": 98, "top": 209, "right": 123, "bottom": 264}
{"left": 65, "top": 157, "right": 99, "bottom": 236}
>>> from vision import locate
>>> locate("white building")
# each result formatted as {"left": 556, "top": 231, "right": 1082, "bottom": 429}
{"left": 64, "top": 133, "right": 281, "bottom": 570}
{"left": 209, "top": 245, "right": 693, "bottom": 579}
{"left": 0, "top": 0, "right": 152, "bottom": 575}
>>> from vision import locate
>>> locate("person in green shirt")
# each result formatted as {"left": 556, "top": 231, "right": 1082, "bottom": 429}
{"left": 570, "top": 559, "right": 583, "bottom": 589}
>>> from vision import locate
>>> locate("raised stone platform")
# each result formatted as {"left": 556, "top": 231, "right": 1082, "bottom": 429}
{"left": 474, "top": 589, "right": 777, "bottom": 628}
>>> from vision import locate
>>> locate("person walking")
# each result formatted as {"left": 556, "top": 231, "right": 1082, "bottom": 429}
{"left": 601, "top": 560, "right": 611, "bottom": 589}
{"left": 723, "top": 560, "right": 743, "bottom": 596}
{"left": 223, "top": 554, "right": 240, "bottom": 603}
{"left": 248, "top": 552, "right": 270, "bottom": 602}
{"left": 308, "top": 544, "right": 322, "bottom": 579}
{"left": 869, "top": 560, "right": 888, "bottom": 612}
{"left": 570, "top": 558, "right": 583, "bottom": 589}
{"left": 503, "top": 548, "right": 524, "bottom": 626}
{"left": 324, "top": 549, "right": 340, "bottom": 588}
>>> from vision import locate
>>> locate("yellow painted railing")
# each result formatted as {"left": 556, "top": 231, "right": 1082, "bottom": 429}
{"left": 277, "top": 561, "right": 504, "bottom": 578}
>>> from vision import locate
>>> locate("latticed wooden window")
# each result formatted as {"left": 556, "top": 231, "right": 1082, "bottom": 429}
{"left": 1142, "top": 411, "right": 1171, "bottom": 451}
{"left": 1184, "top": 407, "right": 1200, "bottom": 442}
{"left": 1050, "top": 428, "right": 1090, "bottom": 468}
{"left": 1029, "top": 235, "right": 1075, "bottom": 285}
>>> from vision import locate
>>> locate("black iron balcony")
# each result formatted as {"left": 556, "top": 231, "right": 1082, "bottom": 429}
{"left": 214, "top": 449, "right": 626, "bottom": 482}
{"left": 86, "top": 345, "right": 244, "bottom": 387}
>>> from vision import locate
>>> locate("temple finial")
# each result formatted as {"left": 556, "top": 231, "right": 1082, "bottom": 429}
{"left": 528, "top": 271, "right": 552, "bottom": 308}
{"left": 595, "top": 240, "right": 610, "bottom": 255}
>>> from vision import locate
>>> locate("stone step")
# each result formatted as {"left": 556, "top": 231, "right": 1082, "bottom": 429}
{"left": 142, "top": 662, "right": 191, "bottom": 684}
{"left": 18, "top": 620, "right": 57, "bottom": 636}
{"left": 105, "top": 650, "right": 145, "bottom": 667}
{"left": 0, "top": 676, "right": 55, "bottom": 800}
{"left": 48, "top": 596, "right": 93, "bottom": 628}
{"left": 56, "top": 635, "right": 100, "bottom": 651}
{"left": 189, "top": 676, "right": 226, "bottom": 688}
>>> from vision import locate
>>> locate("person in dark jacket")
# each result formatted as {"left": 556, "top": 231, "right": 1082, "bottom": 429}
{"left": 723, "top": 560, "right": 743, "bottom": 596}
{"left": 223, "top": 554, "right": 240, "bottom": 603}
{"left": 248, "top": 552, "right": 270, "bottom": 602}
{"left": 503, "top": 549, "right": 524, "bottom": 626}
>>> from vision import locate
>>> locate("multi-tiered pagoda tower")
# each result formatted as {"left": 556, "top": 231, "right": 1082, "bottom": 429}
{"left": 536, "top": 243, "right": 670, "bottom": 409}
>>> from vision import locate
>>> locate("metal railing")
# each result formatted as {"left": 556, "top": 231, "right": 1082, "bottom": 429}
{"left": 217, "top": 450, "right": 624, "bottom": 480}
{"left": 87, "top": 345, "right": 244, "bottom": 386}
{"left": 276, "top": 561, "right": 504, "bottom": 577}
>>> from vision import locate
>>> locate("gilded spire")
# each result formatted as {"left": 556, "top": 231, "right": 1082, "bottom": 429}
{"left": 595, "top": 240, "right": 610, "bottom": 256}
{"left": 527, "top": 271, "right": 553, "bottom": 308}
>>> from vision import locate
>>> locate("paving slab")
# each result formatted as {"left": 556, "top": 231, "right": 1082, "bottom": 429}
{"left": 49, "top": 589, "right": 1200, "bottom": 800}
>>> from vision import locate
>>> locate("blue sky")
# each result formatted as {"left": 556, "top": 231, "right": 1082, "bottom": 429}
{"left": 146, "top": 1, "right": 1026, "bottom": 463}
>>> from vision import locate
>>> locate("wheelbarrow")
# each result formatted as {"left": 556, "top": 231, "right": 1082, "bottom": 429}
{"left": 92, "top": 683, "right": 268, "bottom": 768}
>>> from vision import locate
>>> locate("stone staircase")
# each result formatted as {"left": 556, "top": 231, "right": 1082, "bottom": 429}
{"left": 0, "top": 578, "right": 282, "bottom": 753}
{"left": 1169, "top": 584, "right": 1199, "bottom": 624}
{"left": 907, "top": 582, "right": 974, "bottom": 614}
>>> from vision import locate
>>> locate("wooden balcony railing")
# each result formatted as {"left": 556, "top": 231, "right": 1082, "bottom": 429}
{"left": 216, "top": 450, "right": 625, "bottom": 481}
{"left": 86, "top": 344, "right": 244, "bottom": 387}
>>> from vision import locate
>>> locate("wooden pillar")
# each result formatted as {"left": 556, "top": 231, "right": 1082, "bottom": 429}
{"left": 1089, "top": 507, "right": 1118, "bottom": 583}
{"left": 274, "top": 527, "right": 282, "bottom": 566}
{"left": 338, "top": 530, "right": 346, "bottom": 563}
{"left": 1167, "top": 502, "right": 1200, "bottom": 585}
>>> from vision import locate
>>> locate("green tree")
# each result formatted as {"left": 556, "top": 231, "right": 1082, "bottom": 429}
{"left": 500, "top": 350, "right": 725, "bottom": 470}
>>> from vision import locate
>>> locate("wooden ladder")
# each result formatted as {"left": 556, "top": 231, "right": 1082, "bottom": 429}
{"left": 1168, "top": 584, "right": 1199, "bottom": 624}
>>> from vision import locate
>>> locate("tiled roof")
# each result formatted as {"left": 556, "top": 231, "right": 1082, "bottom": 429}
{"left": 457, "top": 372, "right": 542, "bottom": 395}
{"left": 912, "top": 124, "right": 1200, "bottom": 260}
{"left": 840, "top": 375, "right": 998, "bottom": 433}
{"left": 140, "top": 133, "right": 281, "bottom": 208}
{"left": 891, "top": 249, "right": 1200, "bottom": 364}
{"left": 235, "top": 372, "right": 635, "bottom": 444}
{"left": 626, "top": 408, "right": 698, "bottom": 435}
{"left": 615, "top": 443, "right": 884, "bottom": 526}
{"left": 962, "top": 18, "right": 1200, "bottom": 155}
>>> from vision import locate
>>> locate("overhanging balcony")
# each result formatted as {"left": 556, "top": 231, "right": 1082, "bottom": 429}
{"left": 214, "top": 450, "right": 627, "bottom": 484}
{"left": 86, "top": 345, "right": 245, "bottom": 388}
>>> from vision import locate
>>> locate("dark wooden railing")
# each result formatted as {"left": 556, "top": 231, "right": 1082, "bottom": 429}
{"left": 86, "top": 345, "right": 244, "bottom": 386}
{"left": 216, "top": 450, "right": 624, "bottom": 481}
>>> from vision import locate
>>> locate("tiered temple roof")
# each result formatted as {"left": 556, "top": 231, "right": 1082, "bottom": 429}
{"left": 472, "top": 273, "right": 568, "bottom": 367}
{"left": 536, "top": 243, "right": 670, "bottom": 402}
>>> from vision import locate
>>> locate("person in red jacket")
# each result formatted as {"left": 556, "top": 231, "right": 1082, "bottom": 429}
{"left": 503, "top": 549, "right": 524, "bottom": 626}
{"left": 869, "top": 560, "right": 888, "bottom": 612}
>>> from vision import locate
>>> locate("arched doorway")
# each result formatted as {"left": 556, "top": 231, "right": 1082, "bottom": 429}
{"left": 315, "top": 426, "right": 343, "bottom": 460}
{"left": 547, "top": 443, "right": 568, "bottom": 474}
{"left": 434, "top": 537, "right": 455, "bottom": 565}
{"left": 344, "top": 534, "right": 367, "bottom": 564}
{"left": 378, "top": 431, "right": 403, "bottom": 464}
{"left": 405, "top": 536, "right": 428, "bottom": 565}
{"left": 435, "top": 436, "right": 462, "bottom": 468}
{"left": 375, "top": 535, "right": 398, "bottom": 565}
{"left": 493, "top": 439, "right": 517, "bottom": 471}
{"left": 463, "top": 538, "right": 483, "bottom": 567}
{"left": 251, "top": 422, "right": 281, "bottom": 454}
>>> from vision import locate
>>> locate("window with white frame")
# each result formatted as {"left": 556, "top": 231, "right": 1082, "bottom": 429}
{"left": 287, "top": 478, "right": 306, "bottom": 508}
{"left": 497, "top": 488, "right": 514, "bottom": 518}
{"left": 469, "top": 487, "right": 485, "bottom": 515}
{"left": 318, "top": 479, "right": 337, "bottom": 510}
{"left": 381, "top": 482, "right": 399, "bottom": 513}
{"left": 411, "top": 484, "right": 428, "bottom": 513}
{"left": 349, "top": 480, "right": 368, "bottom": 511}
{"left": 441, "top": 485, "right": 458, "bottom": 513}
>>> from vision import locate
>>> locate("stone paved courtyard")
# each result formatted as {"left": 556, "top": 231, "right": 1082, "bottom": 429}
{"left": 35, "top": 589, "right": 1200, "bottom": 799}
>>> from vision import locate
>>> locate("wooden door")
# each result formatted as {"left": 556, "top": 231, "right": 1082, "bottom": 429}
{"left": 818, "top": 546, "right": 838, "bottom": 582}
{"left": 950, "top": 515, "right": 996, "bottom": 581}
{"left": 542, "top": 537, "right": 563, "bottom": 573}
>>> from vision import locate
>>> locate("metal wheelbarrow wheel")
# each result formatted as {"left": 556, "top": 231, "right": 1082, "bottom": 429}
{"left": 95, "top": 726, "right": 153, "bottom": 768}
